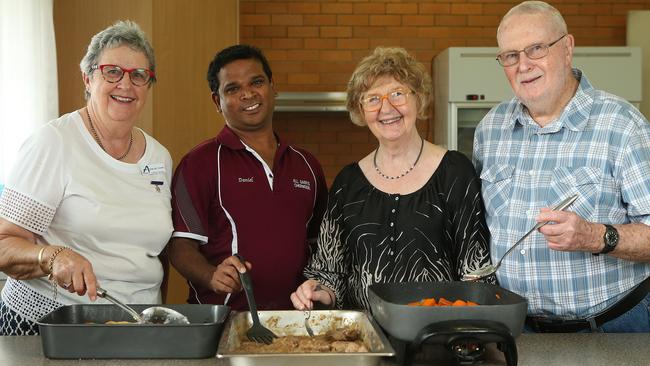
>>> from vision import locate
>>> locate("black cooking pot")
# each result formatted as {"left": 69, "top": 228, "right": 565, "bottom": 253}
{"left": 368, "top": 281, "right": 527, "bottom": 342}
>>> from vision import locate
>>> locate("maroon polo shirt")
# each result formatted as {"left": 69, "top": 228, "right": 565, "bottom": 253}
{"left": 171, "top": 125, "right": 327, "bottom": 310}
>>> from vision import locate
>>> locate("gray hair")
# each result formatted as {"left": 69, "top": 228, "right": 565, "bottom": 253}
{"left": 80, "top": 20, "right": 156, "bottom": 99}
{"left": 497, "top": 1, "right": 568, "bottom": 40}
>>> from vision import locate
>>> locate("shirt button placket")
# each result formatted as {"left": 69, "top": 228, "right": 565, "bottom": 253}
{"left": 389, "top": 195, "right": 399, "bottom": 244}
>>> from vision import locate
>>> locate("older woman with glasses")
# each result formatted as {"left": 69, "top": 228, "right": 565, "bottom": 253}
{"left": 0, "top": 20, "right": 172, "bottom": 335}
{"left": 290, "top": 47, "right": 494, "bottom": 311}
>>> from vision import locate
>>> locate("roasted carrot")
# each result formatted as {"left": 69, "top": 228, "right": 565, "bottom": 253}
{"left": 406, "top": 297, "right": 480, "bottom": 307}
{"left": 421, "top": 298, "right": 437, "bottom": 306}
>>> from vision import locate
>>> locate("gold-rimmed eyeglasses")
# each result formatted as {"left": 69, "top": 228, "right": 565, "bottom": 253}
{"left": 91, "top": 64, "right": 155, "bottom": 86}
{"left": 496, "top": 34, "right": 567, "bottom": 67}
{"left": 360, "top": 89, "right": 414, "bottom": 112}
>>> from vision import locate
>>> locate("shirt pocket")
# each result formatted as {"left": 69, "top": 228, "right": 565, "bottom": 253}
{"left": 480, "top": 164, "right": 514, "bottom": 217}
{"left": 547, "top": 166, "right": 617, "bottom": 220}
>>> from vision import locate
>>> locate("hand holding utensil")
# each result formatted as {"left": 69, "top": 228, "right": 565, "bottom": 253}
{"left": 234, "top": 254, "right": 277, "bottom": 344}
{"left": 462, "top": 194, "right": 579, "bottom": 281}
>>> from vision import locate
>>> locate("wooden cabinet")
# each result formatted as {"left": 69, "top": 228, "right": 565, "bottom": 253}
{"left": 54, "top": 0, "right": 239, "bottom": 303}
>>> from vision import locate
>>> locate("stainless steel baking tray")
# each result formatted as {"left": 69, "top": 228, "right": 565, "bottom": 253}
{"left": 37, "top": 304, "right": 229, "bottom": 359}
{"left": 217, "top": 310, "right": 395, "bottom": 366}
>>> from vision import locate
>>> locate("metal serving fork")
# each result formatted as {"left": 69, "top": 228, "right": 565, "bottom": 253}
{"left": 304, "top": 284, "right": 322, "bottom": 337}
{"left": 234, "top": 254, "right": 277, "bottom": 344}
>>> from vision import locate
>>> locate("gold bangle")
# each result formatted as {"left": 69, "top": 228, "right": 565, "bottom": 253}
{"left": 37, "top": 247, "right": 47, "bottom": 273}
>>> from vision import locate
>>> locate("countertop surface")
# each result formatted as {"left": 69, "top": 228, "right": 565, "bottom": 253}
{"left": 1, "top": 333, "right": 649, "bottom": 366}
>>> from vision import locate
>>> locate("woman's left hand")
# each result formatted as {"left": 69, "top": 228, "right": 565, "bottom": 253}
{"left": 290, "top": 279, "right": 334, "bottom": 310}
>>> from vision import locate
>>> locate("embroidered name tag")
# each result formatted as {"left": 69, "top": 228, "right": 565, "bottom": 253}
{"left": 140, "top": 163, "right": 166, "bottom": 175}
{"left": 293, "top": 179, "right": 311, "bottom": 190}
{"left": 238, "top": 177, "right": 254, "bottom": 183}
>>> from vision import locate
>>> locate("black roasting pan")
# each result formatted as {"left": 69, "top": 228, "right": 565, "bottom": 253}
{"left": 37, "top": 304, "right": 229, "bottom": 359}
{"left": 368, "top": 281, "right": 527, "bottom": 342}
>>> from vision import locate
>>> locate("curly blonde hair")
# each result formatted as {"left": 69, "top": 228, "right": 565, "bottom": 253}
{"left": 346, "top": 47, "right": 432, "bottom": 126}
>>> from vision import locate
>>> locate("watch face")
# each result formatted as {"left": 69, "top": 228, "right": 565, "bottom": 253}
{"left": 605, "top": 226, "right": 619, "bottom": 245}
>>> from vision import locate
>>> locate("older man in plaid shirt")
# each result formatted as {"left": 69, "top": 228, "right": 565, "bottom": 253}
{"left": 474, "top": 1, "right": 650, "bottom": 333}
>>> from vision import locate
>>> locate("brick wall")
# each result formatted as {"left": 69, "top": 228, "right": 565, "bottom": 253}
{"left": 241, "top": 0, "right": 650, "bottom": 185}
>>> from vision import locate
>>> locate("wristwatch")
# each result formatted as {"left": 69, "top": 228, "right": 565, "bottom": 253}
{"left": 594, "top": 224, "right": 619, "bottom": 256}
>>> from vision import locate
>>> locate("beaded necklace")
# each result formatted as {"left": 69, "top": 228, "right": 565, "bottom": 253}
{"left": 373, "top": 137, "right": 424, "bottom": 180}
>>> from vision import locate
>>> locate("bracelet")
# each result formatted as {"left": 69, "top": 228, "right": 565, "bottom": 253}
{"left": 47, "top": 246, "right": 70, "bottom": 302}
{"left": 37, "top": 246, "right": 48, "bottom": 273}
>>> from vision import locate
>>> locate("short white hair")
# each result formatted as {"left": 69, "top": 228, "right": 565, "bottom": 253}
{"left": 80, "top": 20, "right": 156, "bottom": 99}
{"left": 497, "top": 1, "right": 567, "bottom": 40}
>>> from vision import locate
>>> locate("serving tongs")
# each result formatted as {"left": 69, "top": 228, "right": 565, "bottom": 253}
{"left": 234, "top": 254, "right": 277, "bottom": 344}
{"left": 462, "top": 194, "right": 579, "bottom": 281}
{"left": 96, "top": 287, "right": 190, "bottom": 325}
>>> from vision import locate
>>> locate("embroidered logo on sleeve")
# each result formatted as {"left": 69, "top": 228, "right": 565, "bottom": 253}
{"left": 293, "top": 179, "right": 311, "bottom": 190}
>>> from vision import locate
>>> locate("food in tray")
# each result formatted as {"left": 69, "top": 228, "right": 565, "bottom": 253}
{"left": 406, "top": 297, "right": 479, "bottom": 307}
{"left": 104, "top": 320, "right": 135, "bottom": 324}
{"left": 84, "top": 320, "right": 136, "bottom": 324}
{"left": 233, "top": 327, "right": 368, "bottom": 353}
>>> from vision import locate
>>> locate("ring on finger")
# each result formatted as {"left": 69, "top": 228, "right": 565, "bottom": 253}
{"left": 62, "top": 282, "right": 71, "bottom": 289}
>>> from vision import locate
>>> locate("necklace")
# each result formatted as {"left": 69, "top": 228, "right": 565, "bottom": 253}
{"left": 373, "top": 137, "right": 424, "bottom": 180}
{"left": 86, "top": 108, "right": 133, "bottom": 161}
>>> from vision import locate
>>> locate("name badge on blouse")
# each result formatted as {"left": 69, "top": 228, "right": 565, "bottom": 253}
{"left": 140, "top": 163, "right": 166, "bottom": 176}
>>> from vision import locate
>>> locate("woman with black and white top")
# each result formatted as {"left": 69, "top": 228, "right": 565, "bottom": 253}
{"left": 290, "top": 47, "right": 494, "bottom": 311}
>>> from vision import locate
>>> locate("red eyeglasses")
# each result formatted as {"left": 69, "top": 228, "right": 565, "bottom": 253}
{"left": 91, "top": 64, "right": 155, "bottom": 86}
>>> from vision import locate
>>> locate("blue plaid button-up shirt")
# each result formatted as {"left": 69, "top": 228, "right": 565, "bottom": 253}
{"left": 473, "top": 69, "right": 650, "bottom": 319}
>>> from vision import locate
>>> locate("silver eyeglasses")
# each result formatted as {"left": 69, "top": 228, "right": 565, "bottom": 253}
{"left": 361, "top": 89, "right": 414, "bottom": 112}
{"left": 91, "top": 64, "right": 155, "bottom": 86}
{"left": 496, "top": 34, "right": 567, "bottom": 67}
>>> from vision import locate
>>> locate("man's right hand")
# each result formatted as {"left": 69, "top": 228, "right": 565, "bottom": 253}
{"left": 209, "top": 255, "right": 251, "bottom": 294}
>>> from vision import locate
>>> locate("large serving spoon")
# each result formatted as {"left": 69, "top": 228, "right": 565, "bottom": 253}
{"left": 96, "top": 287, "right": 190, "bottom": 325}
{"left": 462, "top": 194, "right": 579, "bottom": 282}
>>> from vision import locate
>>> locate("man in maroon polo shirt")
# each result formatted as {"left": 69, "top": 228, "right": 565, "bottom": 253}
{"left": 168, "top": 45, "right": 328, "bottom": 310}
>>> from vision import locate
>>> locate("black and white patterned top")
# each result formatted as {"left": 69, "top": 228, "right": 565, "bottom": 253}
{"left": 304, "top": 151, "right": 494, "bottom": 310}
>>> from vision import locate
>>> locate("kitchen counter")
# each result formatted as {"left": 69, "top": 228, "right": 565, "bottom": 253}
{"left": 1, "top": 333, "right": 649, "bottom": 366}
